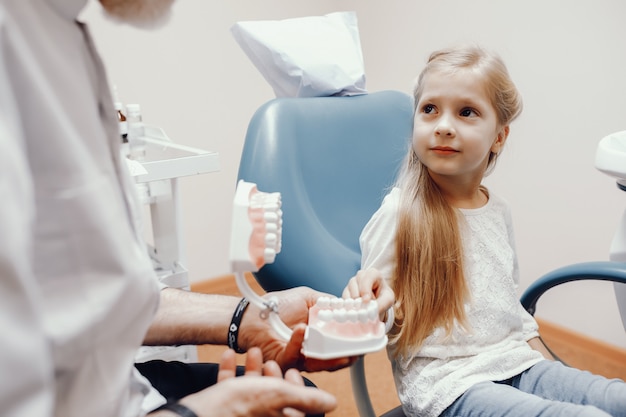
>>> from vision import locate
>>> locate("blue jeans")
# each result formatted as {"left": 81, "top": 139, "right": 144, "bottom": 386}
{"left": 440, "top": 360, "right": 626, "bottom": 417}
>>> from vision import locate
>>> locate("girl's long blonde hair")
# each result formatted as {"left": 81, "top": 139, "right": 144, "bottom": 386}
{"left": 389, "top": 45, "right": 523, "bottom": 357}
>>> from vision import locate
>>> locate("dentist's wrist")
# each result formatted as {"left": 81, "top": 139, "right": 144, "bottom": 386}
{"left": 227, "top": 297, "right": 250, "bottom": 353}
{"left": 155, "top": 401, "right": 198, "bottom": 417}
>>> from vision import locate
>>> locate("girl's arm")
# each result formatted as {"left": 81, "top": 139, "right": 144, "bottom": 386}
{"left": 347, "top": 189, "right": 400, "bottom": 316}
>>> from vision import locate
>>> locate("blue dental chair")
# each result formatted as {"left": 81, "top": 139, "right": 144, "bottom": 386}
{"left": 236, "top": 90, "right": 626, "bottom": 417}
{"left": 237, "top": 90, "right": 413, "bottom": 298}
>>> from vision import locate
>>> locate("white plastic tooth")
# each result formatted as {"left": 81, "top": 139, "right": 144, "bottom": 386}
{"left": 262, "top": 202, "right": 279, "bottom": 212}
{"left": 330, "top": 298, "right": 343, "bottom": 309}
{"left": 334, "top": 308, "right": 347, "bottom": 323}
{"left": 265, "top": 223, "right": 277, "bottom": 233}
{"left": 318, "top": 309, "right": 333, "bottom": 322}
{"left": 358, "top": 308, "right": 369, "bottom": 323}
{"left": 353, "top": 297, "right": 362, "bottom": 309}
{"left": 347, "top": 309, "right": 358, "bottom": 322}
{"left": 367, "top": 303, "right": 378, "bottom": 320}
{"left": 264, "top": 248, "right": 276, "bottom": 263}
{"left": 344, "top": 298, "right": 355, "bottom": 309}
{"left": 265, "top": 233, "right": 277, "bottom": 247}
{"left": 264, "top": 211, "right": 278, "bottom": 223}
{"left": 252, "top": 194, "right": 269, "bottom": 209}
{"left": 316, "top": 297, "right": 330, "bottom": 309}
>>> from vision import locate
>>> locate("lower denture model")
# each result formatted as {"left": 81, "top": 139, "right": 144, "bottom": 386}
{"left": 229, "top": 180, "right": 388, "bottom": 359}
{"left": 304, "top": 296, "right": 387, "bottom": 359}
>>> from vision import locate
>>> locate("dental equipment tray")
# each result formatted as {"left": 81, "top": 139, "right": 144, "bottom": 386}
{"left": 132, "top": 125, "right": 220, "bottom": 183}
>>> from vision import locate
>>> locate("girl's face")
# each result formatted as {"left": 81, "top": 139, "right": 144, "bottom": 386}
{"left": 412, "top": 69, "right": 508, "bottom": 185}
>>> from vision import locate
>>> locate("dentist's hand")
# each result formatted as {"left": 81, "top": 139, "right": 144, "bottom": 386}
{"left": 171, "top": 348, "right": 337, "bottom": 417}
{"left": 343, "top": 268, "right": 395, "bottom": 318}
{"left": 239, "top": 286, "right": 357, "bottom": 373}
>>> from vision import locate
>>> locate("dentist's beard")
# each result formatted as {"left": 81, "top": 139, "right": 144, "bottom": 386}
{"left": 99, "top": 0, "right": 176, "bottom": 29}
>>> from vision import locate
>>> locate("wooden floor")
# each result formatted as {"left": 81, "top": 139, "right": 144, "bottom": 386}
{"left": 193, "top": 274, "right": 626, "bottom": 417}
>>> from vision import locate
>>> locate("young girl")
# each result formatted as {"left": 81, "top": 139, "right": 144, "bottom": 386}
{"left": 343, "top": 45, "right": 626, "bottom": 417}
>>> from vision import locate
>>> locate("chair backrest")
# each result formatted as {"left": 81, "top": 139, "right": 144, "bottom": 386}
{"left": 237, "top": 90, "right": 414, "bottom": 296}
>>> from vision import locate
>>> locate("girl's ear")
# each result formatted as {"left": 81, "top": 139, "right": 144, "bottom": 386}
{"left": 491, "top": 125, "right": 510, "bottom": 154}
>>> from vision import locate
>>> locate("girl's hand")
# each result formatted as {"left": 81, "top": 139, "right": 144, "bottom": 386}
{"left": 343, "top": 268, "right": 395, "bottom": 317}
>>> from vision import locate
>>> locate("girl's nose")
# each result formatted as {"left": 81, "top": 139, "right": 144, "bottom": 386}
{"left": 435, "top": 116, "right": 455, "bottom": 137}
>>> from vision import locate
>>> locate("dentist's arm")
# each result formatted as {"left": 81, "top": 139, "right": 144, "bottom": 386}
{"left": 144, "top": 286, "right": 355, "bottom": 372}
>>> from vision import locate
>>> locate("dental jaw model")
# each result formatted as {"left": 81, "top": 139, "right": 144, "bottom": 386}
{"left": 229, "top": 180, "right": 388, "bottom": 359}
{"left": 305, "top": 296, "right": 387, "bottom": 359}
{"left": 595, "top": 130, "right": 626, "bottom": 330}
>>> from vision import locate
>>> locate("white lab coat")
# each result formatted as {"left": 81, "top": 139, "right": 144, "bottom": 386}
{"left": 0, "top": 0, "right": 163, "bottom": 416}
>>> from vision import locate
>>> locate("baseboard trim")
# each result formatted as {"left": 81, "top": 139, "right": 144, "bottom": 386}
{"left": 536, "top": 318, "right": 626, "bottom": 379}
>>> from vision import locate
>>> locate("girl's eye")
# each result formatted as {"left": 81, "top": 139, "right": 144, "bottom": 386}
{"left": 460, "top": 108, "right": 477, "bottom": 117}
{"left": 422, "top": 104, "right": 435, "bottom": 114}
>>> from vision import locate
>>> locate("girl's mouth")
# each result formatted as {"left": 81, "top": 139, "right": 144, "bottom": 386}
{"left": 431, "top": 146, "right": 458, "bottom": 155}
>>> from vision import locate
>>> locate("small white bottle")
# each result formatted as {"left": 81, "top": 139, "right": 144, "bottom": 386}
{"left": 126, "top": 103, "right": 146, "bottom": 160}
{"left": 112, "top": 85, "right": 130, "bottom": 158}
{"left": 114, "top": 101, "right": 129, "bottom": 158}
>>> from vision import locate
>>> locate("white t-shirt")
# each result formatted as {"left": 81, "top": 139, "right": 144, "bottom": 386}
{"left": 361, "top": 187, "right": 544, "bottom": 417}
{"left": 0, "top": 1, "right": 162, "bottom": 416}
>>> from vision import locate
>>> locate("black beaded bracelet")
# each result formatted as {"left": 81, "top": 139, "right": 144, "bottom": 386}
{"left": 156, "top": 401, "right": 198, "bottom": 417}
{"left": 228, "top": 297, "right": 250, "bottom": 354}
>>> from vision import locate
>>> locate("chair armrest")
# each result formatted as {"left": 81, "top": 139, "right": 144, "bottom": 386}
{"left": 520, "top": 261, "right": 626, "bottom": 315}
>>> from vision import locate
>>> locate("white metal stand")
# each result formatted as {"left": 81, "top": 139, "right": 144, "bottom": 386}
{"left": 131, "top": 126, "right": 220, "bottom": 363}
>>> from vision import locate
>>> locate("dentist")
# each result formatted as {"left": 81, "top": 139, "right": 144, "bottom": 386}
{"left": 0, "top": 1, "right": 351, "bottom": 416}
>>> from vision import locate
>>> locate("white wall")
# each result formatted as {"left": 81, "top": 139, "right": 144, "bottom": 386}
{"left": 81, "top": 0, "right": 626, "bottom": 348}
